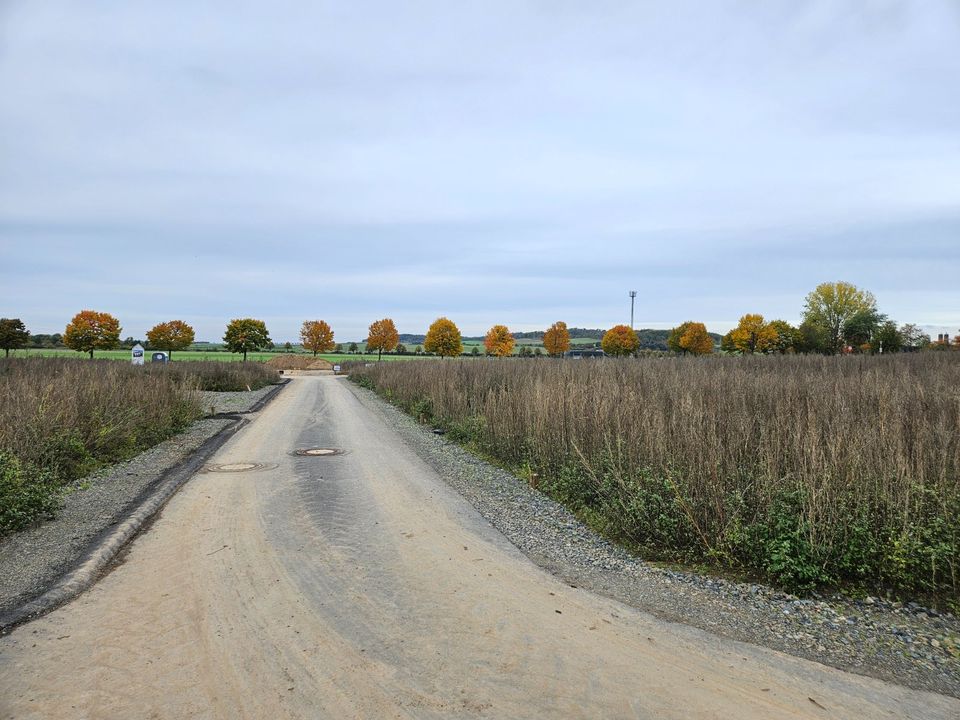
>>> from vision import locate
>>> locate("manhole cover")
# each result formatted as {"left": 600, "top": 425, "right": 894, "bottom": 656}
{"left": 293, "top": 448, "right": 343, "bottom": 457}
{"left": 205, "top": 462, "right": 275, "bottom": 473}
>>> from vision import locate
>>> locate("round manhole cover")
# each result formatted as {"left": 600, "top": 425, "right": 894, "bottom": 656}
{"left": 205, "top": 462, "right": 275, "bottom": 473}
{"left": 293, "top": 448, "right": 343, "bottom": 457}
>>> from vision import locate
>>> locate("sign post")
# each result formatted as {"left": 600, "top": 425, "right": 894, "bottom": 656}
{"left": 131, "top": 343, "right": 144, "bottom": 366}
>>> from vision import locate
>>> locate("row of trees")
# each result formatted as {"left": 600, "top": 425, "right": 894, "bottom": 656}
{"left": 2, "top": 282, "right": 957, "bottom": 361}
{"left": 0, "top": 313, "right": 271, "bottom": 361}
{"left": 716, "top": 282, "right": 946, "bottom": 356}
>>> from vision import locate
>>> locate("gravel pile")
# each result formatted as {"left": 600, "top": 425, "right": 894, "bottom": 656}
{"left": 347, "top": 381, "right": 960, "bottom": 698}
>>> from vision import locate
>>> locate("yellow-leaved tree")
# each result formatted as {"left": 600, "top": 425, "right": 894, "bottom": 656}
{"left": 728, "top": 314, "right": 778, "bottom": 354}
{"left": 366, "top": 318, "right": 399, "bottom": 361}
{"left": 300, "top": 320, "right": 335, "bottom": 356}
{"left": 424, "top": 317, "right": 463, "bottom": 358}
{"left": 667, "top": 321, "right": 714, "bottom": 355}
{"left": 601, "top": 325, "right": 639, "bottom": 357}
{"left": 146, "top": 320, "right": 195, "bottom": 359}
{"left": 542, "top": 321, "right": 571, "bottom": 357}
{"left": 484, "top": 325, "right": 515, "bottom": 357}
{"left": 64, "top": 310, "right": 122, "bottom": 359}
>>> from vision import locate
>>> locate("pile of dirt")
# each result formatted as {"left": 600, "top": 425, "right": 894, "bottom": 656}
{"left": 264, "top": 355, "right": 333, "bottom": 371}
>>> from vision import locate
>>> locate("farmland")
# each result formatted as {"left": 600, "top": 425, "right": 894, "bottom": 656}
{"left": 353, "top": 353, "right": 960, "bottom": 607}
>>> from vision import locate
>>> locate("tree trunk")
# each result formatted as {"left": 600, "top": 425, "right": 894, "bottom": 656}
{"left": 4, "top": 348, "right": 8, "bottom": 357}
{"left": 378, "top": 348, "right": 382, "bottom": 362}
{"left": 243, "top": 350, "right": 247, "bottom": 362}
{"left": 89, "top": 349, "right": 94, "bottom": 359}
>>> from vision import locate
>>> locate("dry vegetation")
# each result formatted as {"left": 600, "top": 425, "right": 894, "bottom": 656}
{"left": 353, "top": 354, "right": 960, "bottom": 605}
{"left": 0, "top": 358, "right": 278, "bottom": 534}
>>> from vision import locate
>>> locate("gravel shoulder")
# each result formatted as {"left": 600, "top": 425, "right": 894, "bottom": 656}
{"left": 346, "top": 380, "right": 960, "bottom": 698}
{"left": 0, "top": 384, "right": 284, "bottom": 624}
{"left": 201, "top": 384, "right": 280, "bottom": 415}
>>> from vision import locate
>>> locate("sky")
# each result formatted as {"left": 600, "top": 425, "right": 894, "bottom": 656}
{"left": 1, "top": 1, "right": 959, "bottom": 342}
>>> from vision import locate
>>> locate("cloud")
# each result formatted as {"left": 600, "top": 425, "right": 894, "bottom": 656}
{"left": 1, "top": 0, "right": 958, "bottom": 340}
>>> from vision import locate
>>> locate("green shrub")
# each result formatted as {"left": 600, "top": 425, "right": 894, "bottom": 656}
{"left": 0, "top": 451, "right": 61, "bottom": 535}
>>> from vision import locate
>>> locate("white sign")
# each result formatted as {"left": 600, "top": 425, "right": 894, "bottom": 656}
{"left": 131, "top": 343, "right": 144, "bottom": 366}
{"left": 333, "top": 364, "right": 341, "bottom": 374}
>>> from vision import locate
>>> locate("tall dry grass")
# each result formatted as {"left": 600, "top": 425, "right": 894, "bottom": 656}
{"left": 0, "top": 358, "right": 279, "bottom": 534}
{"left": 353, "top": 354, "right": 960, "bottom": 603}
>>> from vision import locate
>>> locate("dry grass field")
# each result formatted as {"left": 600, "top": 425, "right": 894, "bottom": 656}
{"left": 353, "top": 353, "right": 960, "bottom": 605}
{"left": 0, "top": 358, "right": 279, "bottom": 534}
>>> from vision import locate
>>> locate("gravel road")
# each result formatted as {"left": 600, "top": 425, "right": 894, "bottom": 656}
{"left": 345, "top": 383, "right": 960, "bottom": 698}
{"left": 1, "top": 375, "right": 955, "bottom": 719}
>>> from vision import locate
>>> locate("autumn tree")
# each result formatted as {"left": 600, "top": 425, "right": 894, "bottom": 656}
{"left": 424, "top": 317, "right": 463, "bottom": 358}
{"left": 146, "top": 320, "right": 195, "bottom": 359}
{"left": 300, "top": 320, "right": 335, "bottom": 356}
{"left": 729, "top": 314, "right": 778, "bottom": 354}
{"left": 0, "top": 318, "right": 30, "bottom": 357}
{"left": 63, "top": 310, "right": 122, "bottom": 359}
{"left": 668, "top": 321, "right": 713, "bottom": 355}
{"left": 720, "top": 330, "right": 738, "bottom": 354}
{"left": 484, "top": 324, "right": 515, "bottom": 357}
{"left": 542, "top": 321, "right": 571, "bottom": 357}
{"left": 802, "top": 281, "right": 878, "bottom": 355}
{"left": 366, "top": 318, "right": 399, "bottom": 361}
{"left": 223, "top": 318, "right": 271, "bottom": 361}
{"left": 767, "top": 320, "right": 802, "bottom": 354}
{"left": 601, "top": 324, "right": 640, "bottom": 357}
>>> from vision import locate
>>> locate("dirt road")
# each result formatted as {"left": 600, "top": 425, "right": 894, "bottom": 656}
{"left": 1, "top": 375, "right": 956, "bottom": 719}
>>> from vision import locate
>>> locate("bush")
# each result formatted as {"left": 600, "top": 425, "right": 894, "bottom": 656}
{"left": 0, "top": 451, "right": 61, "bottom": 534}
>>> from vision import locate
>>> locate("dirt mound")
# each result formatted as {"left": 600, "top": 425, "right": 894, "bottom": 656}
{"left": 264, "top": 355, "right": 333, "bottom": 371}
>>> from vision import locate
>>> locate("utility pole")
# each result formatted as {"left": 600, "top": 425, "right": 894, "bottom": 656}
{"left": 629, "top": 290, "right": 637, "bottom": 330}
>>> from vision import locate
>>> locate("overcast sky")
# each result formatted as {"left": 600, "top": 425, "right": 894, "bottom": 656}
{"left": 2, "top": 1, "right": 958, "bottom": 342}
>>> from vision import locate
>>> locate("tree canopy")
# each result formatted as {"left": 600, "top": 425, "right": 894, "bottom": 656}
{"left": 223, "top": 318, "right": 271, "bottom": 361}
{"left": 727, "top": 314, "right": 778, "bottom": 354}
{"left": 63, "top": 310, "right": 121, "bottom": 359}
{"left": 300, "top": 320, "right": 335, "bottom": 356}
{"left": 542, "top": 321, "right": 571, "bottom": 357}
{"left": 483, "top": 325, "right": 515, "bottom": 357}
{"left": 0, "top": 318, "right": 30, "bottom": 357}
{"left": 146, "top": 320, "right": 195, "bottom": 358}
{"left": 424, "top": 317, "right": 463, "bottom": 358}
{"left": 802, "top": 281, "right": 877, "bottom": 354}
{"left": 668, "top": 321, "right": 713, "bottom": 355}
{"left": 601, "top": 325, "right": 639, "bottom": 356}
{"left": 367, "top": 318, "right": 400, "bottom": 361}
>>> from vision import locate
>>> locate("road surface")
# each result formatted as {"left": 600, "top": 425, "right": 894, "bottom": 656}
{"left": 1, "top": 375, "right": 956, "bottom": 719}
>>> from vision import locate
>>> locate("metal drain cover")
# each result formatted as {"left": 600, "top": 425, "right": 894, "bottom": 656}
{"left": 205, "top": 462, "right": 275, "bottom": 473}
{"left": 293, "top": 448, "right": 343, "bottom": 457}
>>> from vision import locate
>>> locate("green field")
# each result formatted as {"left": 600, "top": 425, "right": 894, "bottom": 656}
{"left": 11, "top": 333, "right": 603, "bottom": 361}
{"left": 8, "top": 349, "right": 425, "bottom": 363}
